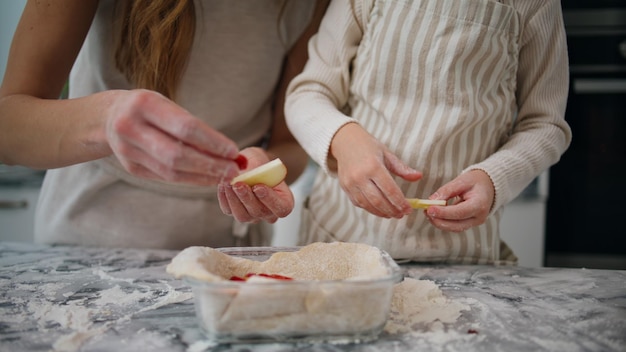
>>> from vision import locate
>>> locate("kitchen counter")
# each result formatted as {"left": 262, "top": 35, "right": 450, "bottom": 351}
{"left": 0, "top": 241, "right": 624, "bottom": 352}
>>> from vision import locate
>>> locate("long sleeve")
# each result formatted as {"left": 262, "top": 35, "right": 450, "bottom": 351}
{"left": 283, "top": 0, "right": 571, "bottom": 264}
{"left": 465, "top": 0, "right": 572, "bottom": 211}
{"left": 285, "top": 0, "right": 365, "bottom": 173}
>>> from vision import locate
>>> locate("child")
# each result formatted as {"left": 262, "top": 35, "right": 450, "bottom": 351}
{"left": 285, "top": 0, "right": 571, "bottom": 264}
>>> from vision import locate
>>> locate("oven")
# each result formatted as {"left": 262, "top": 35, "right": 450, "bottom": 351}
{"left": 545, "top": 2, "right": 626, "bottom": 269}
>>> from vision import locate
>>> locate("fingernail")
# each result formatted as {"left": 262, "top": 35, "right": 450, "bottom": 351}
{"left": 232, "top": 183, "right": 246, "bottom": 193}
{"left": 252, "top": 185, "right": 268, "bottom": 198}
{"left": 235, "top": 155, "right": 248, "bottom": 170}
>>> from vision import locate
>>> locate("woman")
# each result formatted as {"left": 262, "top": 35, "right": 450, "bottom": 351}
{"left": 0, "top": 0, "right": 327, "bottom": 249}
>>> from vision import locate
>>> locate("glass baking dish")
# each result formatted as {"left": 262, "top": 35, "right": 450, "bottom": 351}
{"left": 184, "top": 246, "right": 403, "bottom": 344}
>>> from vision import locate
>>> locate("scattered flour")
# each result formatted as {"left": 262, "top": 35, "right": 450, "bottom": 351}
{"left": 187, "top": 340, "right": 218, "bottom": 352}
{"left": 27, "top": 299, "right": 107, "bottom": 352}
{"left": 385, "top": 278, "right": 469, "bottom": 335}
{"left": 95, "top": 285, "right": 152, "bottom": 307}
{"left": 24, "top": 282, "right": 192, "bottom": 352}
{"left": 53, "top": 329, "right": 109, "bottom": 352}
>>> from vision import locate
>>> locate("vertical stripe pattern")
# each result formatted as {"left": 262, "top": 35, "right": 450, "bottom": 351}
{"left": 304, "top": 0, "right": 520, "bottom": 264}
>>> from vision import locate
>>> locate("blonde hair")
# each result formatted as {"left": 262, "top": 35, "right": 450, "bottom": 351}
{"left": 114, "top": 0, "right": 196, "bottom": 100}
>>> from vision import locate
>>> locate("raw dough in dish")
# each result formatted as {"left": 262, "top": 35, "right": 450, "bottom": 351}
{"left": 166, "top": 241, "right": 391, "bottom": 282}
{"left": 166, "top": 242, "right": 400, "bottom": 340}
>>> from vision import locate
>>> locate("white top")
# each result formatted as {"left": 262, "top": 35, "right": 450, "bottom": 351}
{"left": 285, "top": 0, "right": 571, "bottom": 263}
{"left": 34, "top": 0, "right": 315, "bottom": 249}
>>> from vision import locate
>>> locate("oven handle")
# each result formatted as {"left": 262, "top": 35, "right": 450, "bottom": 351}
{"left": 573, "top": 78, "right": 626, "bottom": 94}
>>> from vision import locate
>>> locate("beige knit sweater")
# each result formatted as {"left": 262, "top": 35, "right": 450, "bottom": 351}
{"left": 286, "top": 0, "right": 571, "bottom": 264}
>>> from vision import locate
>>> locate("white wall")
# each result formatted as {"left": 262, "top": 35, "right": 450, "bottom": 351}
{"left": 272, "top": 161, "right": 317, "bottom": 247}
{"left": 0, "top": 0, "right": 27, "bottom": 83}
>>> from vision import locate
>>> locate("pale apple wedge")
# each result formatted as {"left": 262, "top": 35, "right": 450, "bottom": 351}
{"left": 231, "top": 158, "right": 287, "bottom": 188}
{"left": 406, "top": 198, "right": 447, "bottom": 209}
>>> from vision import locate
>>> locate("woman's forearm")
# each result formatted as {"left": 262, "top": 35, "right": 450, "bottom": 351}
{"left": 0, "top": 92, "right": 114, "bottom": 169}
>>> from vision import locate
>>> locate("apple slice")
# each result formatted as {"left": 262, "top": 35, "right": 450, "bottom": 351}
{"left": 230, "top": 158, "right": 287, "bottom": 187}
{"left": 406, "top": 198, "right": 447, "bottom": 209}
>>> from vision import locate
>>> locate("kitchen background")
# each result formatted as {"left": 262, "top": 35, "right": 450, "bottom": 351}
{"left": 1, "top": 1, "right": 624, "bottom": 270}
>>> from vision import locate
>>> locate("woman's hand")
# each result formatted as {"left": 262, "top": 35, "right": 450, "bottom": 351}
{"left": 424, "top": 169, "right": 495, "bottom": 232}
{"left": 217, "top": 147, "right": 295, "bottom": 224}
{"left": 331, "top": 123, "right": 422, "bottom": 218}
{"left": 106, "top": 89, "right": 242, "bottom": 185}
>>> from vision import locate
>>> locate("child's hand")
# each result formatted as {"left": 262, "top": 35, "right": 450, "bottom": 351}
{"left": 424, "top": 170, "right": 495, "bottom": 232}
{"left": 330, "top": 123, "right": 422, "bottom": 218}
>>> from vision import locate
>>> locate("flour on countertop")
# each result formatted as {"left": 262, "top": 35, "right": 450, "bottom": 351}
{"left": 22, "top": 282, "right": 192, "bottom": 352}
{"left": 385, "top": 278, "right": 470, "bottom": 335}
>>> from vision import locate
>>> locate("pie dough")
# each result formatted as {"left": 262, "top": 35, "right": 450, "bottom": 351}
{"left": 166, "top": 242, "right": 399, "bottom": 339}
{"left": 166, "top": 241, "right": 391, "bottom": 282}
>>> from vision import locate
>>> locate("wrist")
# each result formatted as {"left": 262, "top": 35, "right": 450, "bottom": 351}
{"left": 329, "top": 122, "right": 361, "bottom": 169}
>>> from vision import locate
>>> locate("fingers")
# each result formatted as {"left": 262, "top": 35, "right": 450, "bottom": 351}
{"left": 217, "top": 184, "right": 234, "bottom": 216}
{"left": 137, "top": 90, "right": 239, "bottom": 158}
{"left": 340, "top": 150, "right": 419, "bottom": 218}
{"left": 218, "top": 181, "right": 294, "bottom": 224}
{"left": 107, "top": 90, "right": 242, "bottom": 184}
{"left": 384, "top": 151, "right": 422, "bottom": 182}
{"left": 218, "top": 147, "right": 295, "bottom": 224}
{"left": 425, "top": 200, "right": 479, "bottom": 232}
{"left": 423, "top": 170, "right": 495, "bottom": 232}
{"left": 425, "top": 216, "right": 478, "bottom": 233}
{"left": 379, "top": 150, "right": 422, "bottom": 214}
{"left": 345, "top": 177, "right": 411, "bottom": 219}
{"left": 113, "top": 132, "right": 239, "bottom": 184}
{"left": 347, "top": 181, "right": 399, "bottom": 218}
{"left": 146, "top": 137, "right": 237, "bottom": 179}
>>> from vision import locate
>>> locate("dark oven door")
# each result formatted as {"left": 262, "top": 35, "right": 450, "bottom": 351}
{"left": 546, "top": 6, "right": 626, "bottom": 269}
